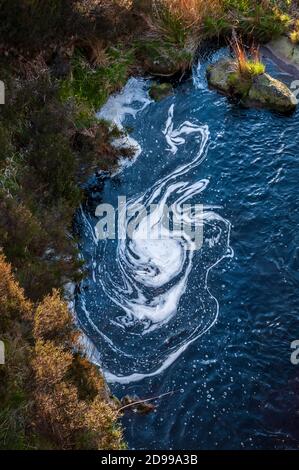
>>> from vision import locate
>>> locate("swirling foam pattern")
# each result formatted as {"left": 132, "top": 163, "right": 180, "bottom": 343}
{"left": 76, "top": 77, "right": 233, "bottom": 383}
{"left": 75, "top": 49, "right": 299, "bottom": 450}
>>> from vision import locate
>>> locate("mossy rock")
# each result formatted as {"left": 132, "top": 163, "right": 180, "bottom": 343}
{"left": 206, "top": 59, "right": 238, "bottom": 93}
{"left": 207, "top": 58, "right": 296, "bottom": 113}
{"left": 248, "top": 73, "right": 296, "bottom": 113}
{"left": 149, "top": 82, "right": 173, "bottom": 101}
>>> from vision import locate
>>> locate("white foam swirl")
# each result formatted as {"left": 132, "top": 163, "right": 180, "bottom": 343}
{"left": 97, "top": 77, "right": 152, "bottom": 168}
{"left": 77, "top": 81, "right": 233, "bottom": 383}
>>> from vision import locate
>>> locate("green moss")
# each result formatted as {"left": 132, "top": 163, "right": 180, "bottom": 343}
{"left": 244, "top": 61, "right": 266, "bottom": 76}
{"left": 228, "top": 72, "right": 252, "bottom": 98}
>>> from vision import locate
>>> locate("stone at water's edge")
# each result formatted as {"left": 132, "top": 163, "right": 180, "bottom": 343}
{"left": 248, "top": 73, "right": 296, "bottom": 113}
{"left": 149, "top": 82, "right": 173, "bottom": 101}
{"left": 266, "top": 36, "right": 299, "bottom": 68}
{"left": 207, "top": 58, "right": 296, "bottom": 113}
{"left": 206, "top": 59, "right": 238, "bottom": 93}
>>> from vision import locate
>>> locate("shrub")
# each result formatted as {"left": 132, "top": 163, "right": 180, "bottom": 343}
{"left": 33, "top": 340, "right": 73, "bottom": 387}
{"left": 34, "top": 289, "right": 73, "bottom": 343}
{"left": 0, "top": 255, "right": 32, "bottom": 449}
{"left": 33, "top": 382, "right": 86, "bottom": 447}
{"left": 0, "top": 71, "right": 131, "bottom": 300}
{"left": 0, "top": 255, "right": 124, "bottom": 449}
{"left": 70, "top": 354, "right": 107, "bottom": 401}
{"left": 0, "top": 0, "right": 90, "bottom": 52}
{"left": 73, "top": 120, "right": 135, "bottom": 174}
{"left": 0, "top": 254, "right": 32, "bottom": 327}
{"left": 83, "top": 397, "right": 123, "bottom": 450}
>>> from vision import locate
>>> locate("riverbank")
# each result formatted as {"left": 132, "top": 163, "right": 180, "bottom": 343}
{"left": 263, "top": 37, "right": 299, "bottom": 78}
{"left": 1, "top": 0, "right": 298, "bottom": 450}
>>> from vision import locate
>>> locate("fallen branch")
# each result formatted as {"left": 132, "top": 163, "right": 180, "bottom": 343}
{"left": 117, "top": 389, "right": 179, "bottom": 415}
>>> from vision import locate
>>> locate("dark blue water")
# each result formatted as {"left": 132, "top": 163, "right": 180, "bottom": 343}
{"left": 75, "top": 49, "right": 299, "bottom": 449}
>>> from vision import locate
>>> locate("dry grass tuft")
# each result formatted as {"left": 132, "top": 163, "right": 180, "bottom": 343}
{"left": 143, "top": 0, "right": 224, "bottom": 49}
{"left": 160, "top": 0, "right": 224, "bottom": 26}
{"left": 75, "top": 37, "right": 109, "bottom": 67}
{"left": 230, "top": 32, "right": 265, "bottom": 77}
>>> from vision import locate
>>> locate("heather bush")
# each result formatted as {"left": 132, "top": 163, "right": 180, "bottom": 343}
{"left": 33, "top": 340, "right": 73, "bottom": 387}
{"left": 0, "top": 71, "right": 131, "bottom": 300}
{"left": 0, "top": 254, "right": 32, "bottom": 327}
{"left": 34, "top": 289, "right": 73, "bottom": 343}
{"left": 0, "top": 255, "right": 124, "bottom": 449}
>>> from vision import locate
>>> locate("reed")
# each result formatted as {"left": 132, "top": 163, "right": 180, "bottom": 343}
{"left": 230, "top": 33, "right": 265, "bottom": 78}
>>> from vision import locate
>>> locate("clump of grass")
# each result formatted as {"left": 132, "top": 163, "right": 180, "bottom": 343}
{"left": 148, "top": 0, "right": 224, "bottom": 49}
{"left": 158, "top": 0, "right": 291, "bottom": 45}
{"left": 237, "top": 3, "right": 290, "bottom": 42}
{"left": 157, "top": 0, "right": 223, "bottom": 32}
{"left": 230, "top": 34, "right": 265, "bottom": 78}
{"left": 203, "top": 16, "right": 231, "bottom": 38}
{"left": 137, "top": 0, "right": 225, "bottom": 75}
{"left": 245, "top": 60, "right": 265, "bottom": 76}
{"left": 223, "top": 0, "right": 250, "bottom": 13}
{"left": 227, "top": 34, "right": 265, "bottom": 98}
{"left": 60, "top": 47, "right": 134, "bottom": 111}
{"left": 152, "top": 3, "right": 188, "bottom": 47}
{"left": 220, "top": 1, "right": 290, "bottom": 43}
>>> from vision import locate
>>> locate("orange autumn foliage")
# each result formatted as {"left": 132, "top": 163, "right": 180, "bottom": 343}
{"left": 0, "top": 254, "right": 124, "bottom": 449}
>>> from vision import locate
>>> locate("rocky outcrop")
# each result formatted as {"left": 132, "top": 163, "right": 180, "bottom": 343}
{"left": 265, "top": 36, "right": 299, "bottom": 71}
{"left": 206, "top": 58, "right": 238, "bottom": 94}
{"left": 248, "top": 73, "right": 296, "bottom": 112}
{"left": 207, "top": 58, "right": 297, "bottom": 113}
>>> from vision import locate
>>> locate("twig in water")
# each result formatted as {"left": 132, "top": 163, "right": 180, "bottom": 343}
{"left": 117, "top": 389, "right": 180, "bottom": 415}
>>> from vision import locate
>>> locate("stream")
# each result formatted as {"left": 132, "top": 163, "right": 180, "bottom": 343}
{"left": 75, "top": 48, "right": 299, "bottom": 450}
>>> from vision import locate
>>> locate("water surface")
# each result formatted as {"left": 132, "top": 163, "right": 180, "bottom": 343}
{"left": 75, "top": 49, "right": 299, "bottom": 449}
